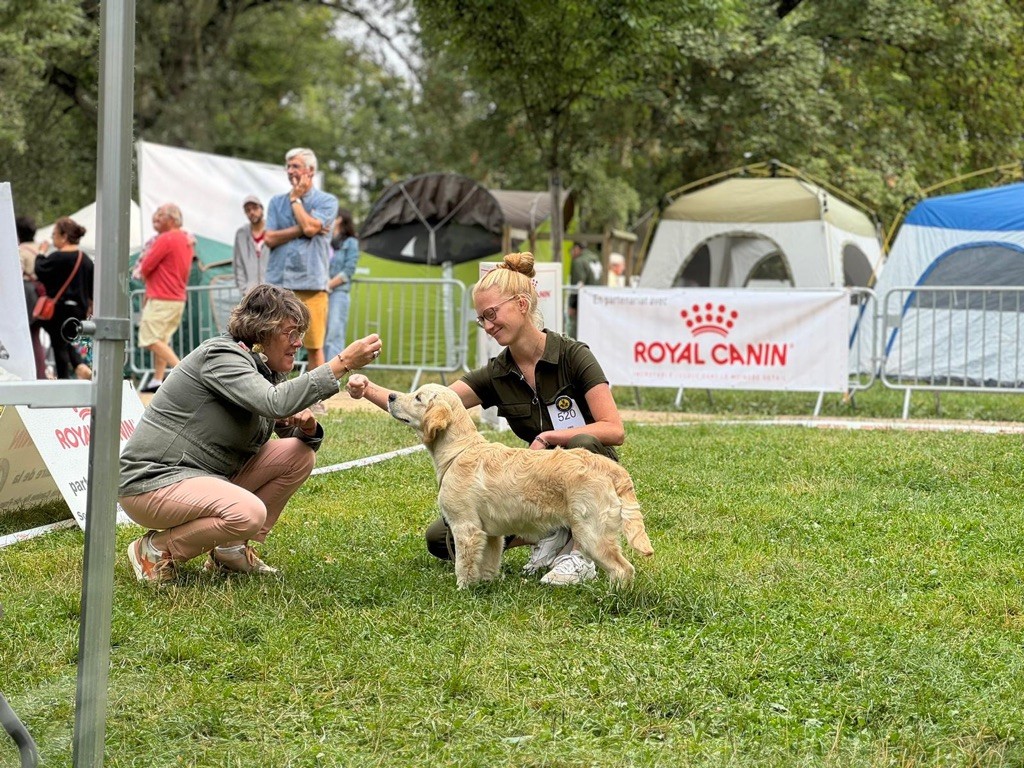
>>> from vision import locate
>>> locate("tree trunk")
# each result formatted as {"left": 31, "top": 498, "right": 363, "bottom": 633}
{"left": 550, "top": 170, "right": 563, "bottom": 264}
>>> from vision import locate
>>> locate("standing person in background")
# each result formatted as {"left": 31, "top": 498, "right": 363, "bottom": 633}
{"left": 34, "top": 217, "right": 94, "bottom": 380}
{"left": 265, "top": 147, "right": 337, "bottom": 415}
{"left": 232, "top": 194, "right": 268, "bottom": 294}
{"left": 606, "top": 252, "right": 627, "bottom": 287}
{"left": 16, "top": 216, "right": 48, "bottom": 379}
{"left": 567, "top": 240, "right": 602, "bottom": 338}
{"left": 137, "top": 203, "right": 194, "bottom": 393}
{"left": 324, "top": 208, "right": 360, "bottom": 361}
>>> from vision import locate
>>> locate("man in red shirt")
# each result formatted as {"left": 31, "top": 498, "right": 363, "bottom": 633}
{"left": 137, "top": 203, "right": 194, "bottom": 392}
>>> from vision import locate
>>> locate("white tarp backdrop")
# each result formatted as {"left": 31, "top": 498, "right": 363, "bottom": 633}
{"left": 138, "top": 141, "right": 323, "bottom": 249}
{"left": 0, "top": 182, "right": 36, "bottom": 381}
{"left": 578, "top": 287, "right": 850, "bottom": 392}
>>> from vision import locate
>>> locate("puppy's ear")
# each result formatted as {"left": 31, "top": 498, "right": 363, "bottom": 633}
{"left": 422, "top": 398, "right": 453, "bottom": 443}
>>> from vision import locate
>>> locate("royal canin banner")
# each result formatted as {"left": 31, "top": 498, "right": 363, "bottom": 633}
{"left": 577, "top": 288, "right": 849, "bottom": 392}
{"left": 0, "top": 380, "right": 144, "bottom": 531}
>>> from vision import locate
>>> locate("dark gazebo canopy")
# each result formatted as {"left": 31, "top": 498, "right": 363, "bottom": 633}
{"left": 360, "top": 173, "right": 505, "bottom": 265}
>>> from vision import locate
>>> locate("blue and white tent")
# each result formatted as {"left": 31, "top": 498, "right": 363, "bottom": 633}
{"left": 861, "top": 182, "right": 1024, "bottom": 384}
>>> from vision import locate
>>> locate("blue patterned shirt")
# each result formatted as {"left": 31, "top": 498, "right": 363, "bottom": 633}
{"left": 265, "top": 187, "right": 338, "bottom": 291}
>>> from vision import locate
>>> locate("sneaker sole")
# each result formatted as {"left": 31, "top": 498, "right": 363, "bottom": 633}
{"left": 541, "top": 574, "right": 597, "bottom": 586}
{"left": 126, "top": 541, "right": 147, "bottom": 581}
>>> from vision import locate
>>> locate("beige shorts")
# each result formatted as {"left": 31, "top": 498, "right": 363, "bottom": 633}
{"left": 138, "top": 299, "right": 185, "bottom": 347}
{"left": 295, "top": 290, "right": 328, "bottom": 350}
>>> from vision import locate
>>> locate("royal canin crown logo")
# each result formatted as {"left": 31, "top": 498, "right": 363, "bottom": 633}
{"left": 680, "top": 303, "right": 739, "bottom": 337}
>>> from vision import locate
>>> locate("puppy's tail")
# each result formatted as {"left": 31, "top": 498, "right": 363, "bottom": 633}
{"left": 615, "top": 473, "right": 653, "bottom": 557}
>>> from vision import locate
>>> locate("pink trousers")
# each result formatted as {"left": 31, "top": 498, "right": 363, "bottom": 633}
{"left": 119, "top": 438, "right": 315, "bottom": 562}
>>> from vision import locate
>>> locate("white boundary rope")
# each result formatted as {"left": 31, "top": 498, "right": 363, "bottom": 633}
{"left": 4, "top": 418, "right": 1018, "bottom": 549}
{"left": 0, "top": 446, "right": 426, "bottom": 550}
{"left": 0, "top": 518, "right": 78, "bottom": 549}
{"left": 309, "top": 444, "right": 426, "bottom": 476}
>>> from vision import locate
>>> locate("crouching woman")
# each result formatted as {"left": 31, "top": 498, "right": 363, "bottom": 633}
{"left": 119, "top": 284, "right": 382, "bottom": 582}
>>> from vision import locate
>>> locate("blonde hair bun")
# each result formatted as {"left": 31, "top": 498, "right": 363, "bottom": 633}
{"left": 502, "top": 251, "right": 536, "bottom": 278}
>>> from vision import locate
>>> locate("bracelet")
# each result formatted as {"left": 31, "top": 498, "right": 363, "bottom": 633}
{"left": 335, "top": 353, "right": 349, "bottom": 379}
{"left": 533, "top": 436, "right": 550, "bottom": 448}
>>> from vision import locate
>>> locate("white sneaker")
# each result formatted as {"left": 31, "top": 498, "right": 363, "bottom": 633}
{"left": 540, "top": 551, "right": 597, "bottom": 586}
{"left": 522, "top": 527, "right": 571, "bottom": 575}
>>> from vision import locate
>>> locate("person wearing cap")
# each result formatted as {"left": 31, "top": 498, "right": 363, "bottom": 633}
{"left": 233, "top": 194, "right": 269, "bottom": 294}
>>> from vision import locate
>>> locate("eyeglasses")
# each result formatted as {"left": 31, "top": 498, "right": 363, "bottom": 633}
{"left": 280, "top": 327, "right": 305, "bottom": 345}
{"left": 475, "top": 296, "right": 518, "bottom": 328}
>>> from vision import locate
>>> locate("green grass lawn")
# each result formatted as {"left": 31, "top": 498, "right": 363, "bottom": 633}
{"left": 3, "top": 408, "right": 1024, "bottom": 766}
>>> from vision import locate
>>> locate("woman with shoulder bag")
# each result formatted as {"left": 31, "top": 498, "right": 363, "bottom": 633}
{"left": 34, "top": 217, "right": 94, "bottom": 379}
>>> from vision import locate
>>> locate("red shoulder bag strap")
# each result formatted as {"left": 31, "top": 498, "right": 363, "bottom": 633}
{"left": 49, "top": 251, "right": 84, "bottom": 303}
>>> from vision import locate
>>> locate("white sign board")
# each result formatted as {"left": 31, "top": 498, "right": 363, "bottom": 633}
{"left": 0, "top": 407, "right": 64, "bottom": 512}
{"left": 578, "top": 288, "right": 850, "bottom": 392}
{"left": 4, "top": 380, "right": 145, "bottom": 529}
{"left": 0, "top": 182, "right": 36, "bottom": 381}
{"left": 476, "top": 261, "right": 563, "bottom": 430}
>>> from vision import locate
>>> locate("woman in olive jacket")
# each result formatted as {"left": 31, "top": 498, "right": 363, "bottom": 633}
{"left": 119, "top": 284, "right": 382, "bottom": 582}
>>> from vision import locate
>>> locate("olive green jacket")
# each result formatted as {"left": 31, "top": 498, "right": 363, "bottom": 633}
{"left": 120, "top": 335, "right": 339, "bottom": 496}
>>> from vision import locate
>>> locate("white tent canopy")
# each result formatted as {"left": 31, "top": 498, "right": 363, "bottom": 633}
{"left": 639, "top": 177, "right": 883, "bottom": 289}
{"left": 860, "top": 182, "right": 1024, "bottom": 383}
{"left": 37, "top": 199, "right": 145, "bottom": 255}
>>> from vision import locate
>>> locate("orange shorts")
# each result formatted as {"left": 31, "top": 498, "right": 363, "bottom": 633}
{"left": 294, "top": 290, "right": 328, "bottom": 350}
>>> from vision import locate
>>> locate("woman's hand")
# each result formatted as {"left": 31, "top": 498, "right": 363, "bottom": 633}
{"left": 344, "top": 335, "right": 382, "bottom": 371}
{"left": 347, "top": 373, "right": 369, "bottom": 399}
{"left": 330, "top": 334, "right": 382, "bottom": 380}
{"left": 277, "top": 408, "right": 318, "bottom": 435}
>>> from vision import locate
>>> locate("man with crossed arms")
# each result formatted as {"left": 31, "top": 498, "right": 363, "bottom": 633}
{"left": 265, "top": 148, "right": 338, "bottom": 410}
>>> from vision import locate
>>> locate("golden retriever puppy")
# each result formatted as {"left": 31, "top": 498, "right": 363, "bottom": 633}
{"left": 387, "top": 384, "right": 654, "bottom": 589}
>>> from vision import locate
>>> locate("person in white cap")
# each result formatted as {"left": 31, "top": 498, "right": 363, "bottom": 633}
{"left": 233, "top": 195, "right": 269, "bottom": 294}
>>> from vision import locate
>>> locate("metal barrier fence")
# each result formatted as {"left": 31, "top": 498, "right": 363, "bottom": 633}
{"left": 129, "top": 281, "right": 1024, "bottom": 421}
{"left": 847, "top": 286, "right": 879, "bottom": 394}
{"left": 880, "top": 285, "right": 1024, "bottom": 418}
{"left": 127, "top": 278, "right": 242, "bottom": 387}
{"left": 128, "top": 278, "right": 472, "bottom": 389}
{"left": 348, "top": 277, "right": 469, "bottom": 388}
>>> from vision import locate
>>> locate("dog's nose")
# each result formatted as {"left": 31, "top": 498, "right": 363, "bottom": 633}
{"left": 388, "top": 392, "right": 397, "bottom": 402}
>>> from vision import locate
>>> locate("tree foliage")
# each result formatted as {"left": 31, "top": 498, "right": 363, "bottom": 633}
{"left": 2, "top": 0, "right": 1023, "bottom": 237}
